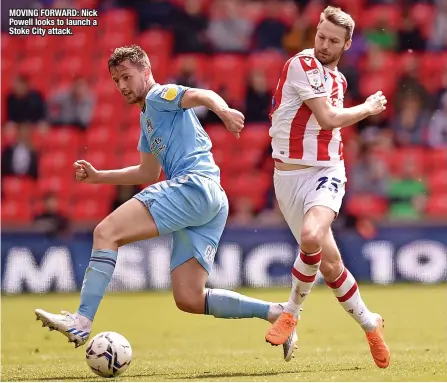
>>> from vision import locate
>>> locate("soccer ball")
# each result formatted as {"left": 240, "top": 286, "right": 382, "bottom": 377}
{"left": 85, "top": 332, "right": 132, "bottom": 378}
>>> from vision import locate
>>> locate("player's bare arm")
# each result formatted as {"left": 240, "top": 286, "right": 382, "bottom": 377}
{"left": 305, "top": 90, "right": 387, "bottom": 130}
{"left": 181, "top": 88, "right": 244, "bottom": 138}
{"left": 73, "top": 152, "right": 161, "bottom": 185}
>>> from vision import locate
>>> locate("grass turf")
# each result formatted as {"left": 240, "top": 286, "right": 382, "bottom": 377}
{"left": 1, "top": 284, "right": 446, "bottom": 381}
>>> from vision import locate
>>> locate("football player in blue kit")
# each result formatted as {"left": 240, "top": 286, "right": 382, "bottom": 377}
{"left": 35, "top": 45, "right": 297, "bottom": 361}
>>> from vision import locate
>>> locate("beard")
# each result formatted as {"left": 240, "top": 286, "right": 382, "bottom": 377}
{"left": 315, "top": 46, "right": 344, "bottom": 66}
{"left": 124, "top": 92, "right": 138, "bottom": 104}
{"left": 125, "top": 82, "right": 146, "bottom": 104}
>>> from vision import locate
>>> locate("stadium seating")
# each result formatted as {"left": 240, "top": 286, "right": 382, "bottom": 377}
{"left": 410, "top": 3, "right": 435, "bottom": 37}
{"left": 37, "top": 176, "right": 75, "bottom": 200}
{"left": 1, "top": 199, "right": 32, "bottom": 224}
{"left": 100, "top": 9, "right": 137, "bottom": 37}
{"left": 2, "top": 0, "right": 447, "bottom": 224}
{"left": 3, "top": 177, "right": 35, "bottom": 202}
{"left": 247, "top": 52, "right": 284, "bottom": 92}
{"left": 345, "top": 194, "right": 388, "bottom": 220}
{"left": 426, "top": 194, "right": 447, "bottom": 217}
{"left": 72, "top": 197, "right": 110, "bottom": 222}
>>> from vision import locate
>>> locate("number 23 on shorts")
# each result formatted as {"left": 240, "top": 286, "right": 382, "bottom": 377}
{"left": 316, "top": 176, "right": 342, "bottom": 193}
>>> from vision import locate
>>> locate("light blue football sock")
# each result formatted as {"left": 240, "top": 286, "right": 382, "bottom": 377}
{"left": 77, "top": 249, "right": 118, "bottom": 321}
{"left": 204, "top": 289, "right": 270, "bottom": 320}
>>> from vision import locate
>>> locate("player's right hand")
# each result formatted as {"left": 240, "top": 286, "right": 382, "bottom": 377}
{"left": 365, "top": 91, "right": 387, "bottom": 115}
{"left": 73, "top": 160, "right": 100, "bottom": 183}
{"left": 219, "top": 108, "right": 245, "bottom": 139}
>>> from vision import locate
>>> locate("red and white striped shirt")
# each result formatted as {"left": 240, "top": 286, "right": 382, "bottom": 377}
{"left": 269, "top": 49, "right": 347, "bottom": 167}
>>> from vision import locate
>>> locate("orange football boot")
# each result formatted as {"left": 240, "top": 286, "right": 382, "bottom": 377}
{"left": 366, "top": 314, "right": 390, "bottom": 368}
{"left": 265, "top": 312, "right": 297, "bottom": 346}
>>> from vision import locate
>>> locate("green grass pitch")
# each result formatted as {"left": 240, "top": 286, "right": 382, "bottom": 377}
{"left": 1, "top": 284, "right": 446, "bottom": 381}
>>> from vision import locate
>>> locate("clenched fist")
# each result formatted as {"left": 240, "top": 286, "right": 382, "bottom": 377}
{"left": 73, "top": 160, "right": 100, "bottom": 183}
{"left": 218, "top": 107, "right": 245, "bottom": 139}
{"left": 365, "top": 91, "right": 387, "bottom": 115}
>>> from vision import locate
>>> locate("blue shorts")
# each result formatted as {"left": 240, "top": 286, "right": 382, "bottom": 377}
{"left": 133, "top": 174, "right": 228, "bottom": 273}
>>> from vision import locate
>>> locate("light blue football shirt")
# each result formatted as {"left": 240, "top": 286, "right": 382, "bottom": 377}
{"left": 138, "top": 84, "right": 220, "bottom": 182}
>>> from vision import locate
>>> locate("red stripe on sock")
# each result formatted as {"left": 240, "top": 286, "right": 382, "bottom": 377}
{"left": 337, "top": 283, "right": 358, "bottom": 302}
{"left": 292, "top": 267, "right": 317, "bottom": 283}
{"left": 326, "top": 268, "right": 348, "bottom": 289}
{"left": 300, "top": 250, "right": 322, "bottom": 265}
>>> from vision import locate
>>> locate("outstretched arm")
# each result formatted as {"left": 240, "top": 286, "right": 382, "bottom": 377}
{"left": 74, "top": 152, "right": 161, "bottom": 185}
{"left": 285, "top": 56, "right": 387, "bottom": 131}
{"left": 181, "top": 88, "right": 244, "bottom": 138}
{"left": 181, "top": 88, "right": 228, "bottom": 113}
{"left": 304, "top": 91, "right": 387, "bottom": 130}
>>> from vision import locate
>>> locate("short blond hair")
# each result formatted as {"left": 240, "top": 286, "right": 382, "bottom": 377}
{"left": 108, "top": 45, "right": 151, "bottom": 71}
{"left": 318, "top": 6, "right": 355, "bottom": 41}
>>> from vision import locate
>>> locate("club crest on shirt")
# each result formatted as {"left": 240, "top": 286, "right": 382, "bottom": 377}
{"left": 331, "top": 97, "right": 344, "bottom": 108}
{"left": 305, "top": 69, "right": 325, "bottom": 94}
{"left": 160, "top": 86, "right": 178, "bottom": 101}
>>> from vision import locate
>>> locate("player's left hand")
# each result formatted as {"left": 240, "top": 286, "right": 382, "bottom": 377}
{"left": 219, "top": 108, "right": 245, "bottom": 139}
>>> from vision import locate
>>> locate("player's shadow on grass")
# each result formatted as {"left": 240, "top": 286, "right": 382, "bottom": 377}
{"left": 176, "top": 366, "right": 364, "bottom": 380}
{"left": 24, "top": 367, "right": 363, "bottom": 381}
{"left": 25, "top": 372, "right": 170, "bottom": 382}
{"left": 25, "top": 378, "right": 110, "bottom": 382}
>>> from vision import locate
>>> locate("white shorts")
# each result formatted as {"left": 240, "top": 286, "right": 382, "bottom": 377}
{"left": 274, "top": 166, "right": 347, "bottom": 243}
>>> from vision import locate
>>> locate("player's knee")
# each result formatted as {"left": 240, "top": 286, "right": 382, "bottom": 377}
{"left": 300, "top": 225, "right": 324, "bottom": 251}
{"left": 93, "top": 221, "right": 111, "bottom": 242}
{"left": 173, "top": 289, "right": 206, "bottom": 314}
{"left": 320, "top": 258, "right": 344, "bottom": 282}
{"left": 93, "top": 219, "right": 119, "bottom": 246}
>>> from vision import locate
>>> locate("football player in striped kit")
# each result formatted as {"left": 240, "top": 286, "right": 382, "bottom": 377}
{"left": 265, "top": 6, "right": 390, "bottom": 368}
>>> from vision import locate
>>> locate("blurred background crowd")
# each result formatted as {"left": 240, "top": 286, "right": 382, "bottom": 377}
{"left": 2, "top": 0, "right": 447, "bottom": 238}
